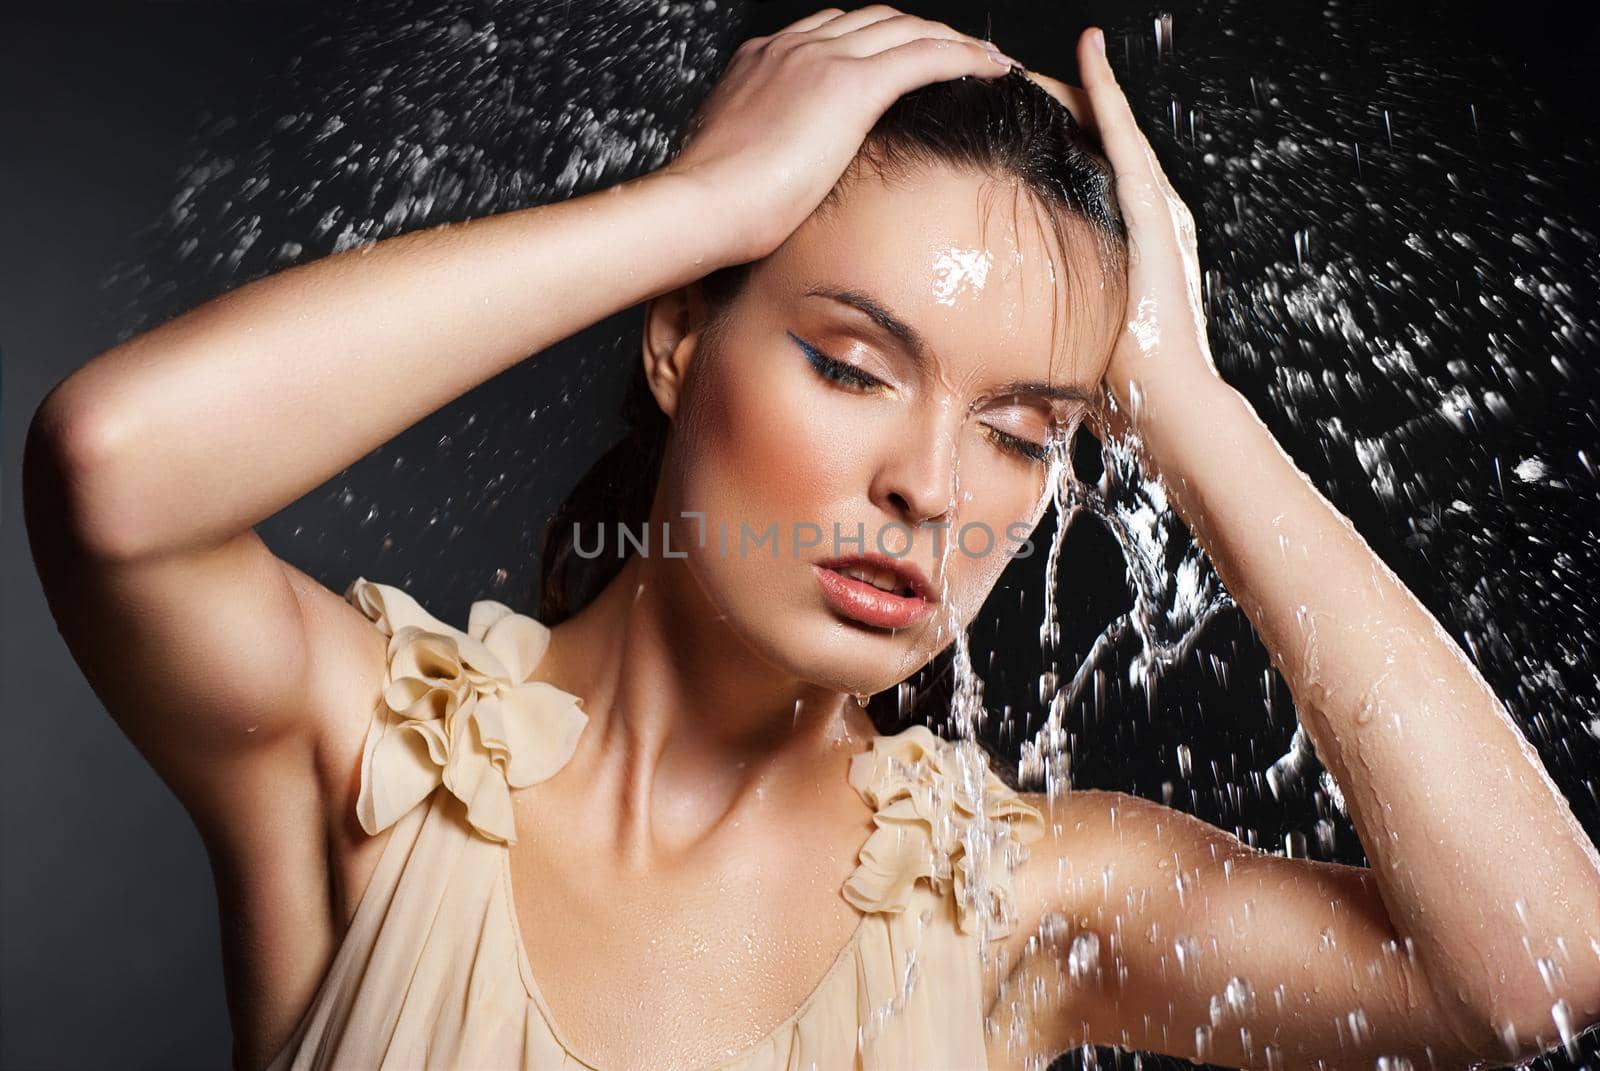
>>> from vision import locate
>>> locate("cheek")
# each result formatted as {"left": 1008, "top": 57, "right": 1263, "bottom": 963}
{"left": 675, "top": 342, "right": 864, "bottom": 537}
{"left": 945, "top": 450, "right": 1051, "bottom": 606}
{"left": 956, "top": 439, "right": 1051, "bottom": 532}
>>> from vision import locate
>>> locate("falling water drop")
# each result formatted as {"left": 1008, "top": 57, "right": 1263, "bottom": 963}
{"left": 1154, "top": 12, "right": 1175, "bottom": 61}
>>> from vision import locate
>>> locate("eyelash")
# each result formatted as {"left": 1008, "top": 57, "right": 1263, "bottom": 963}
{"left": 789, "top": 331, "right": 883, "bottom": 391}
{"left": 787, "top": 331, "right": 1054, "bottom": 464}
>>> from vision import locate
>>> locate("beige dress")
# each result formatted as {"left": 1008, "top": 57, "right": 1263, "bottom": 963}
{"left": 265, "top": 578, "right": 1046, "bottom": 1071}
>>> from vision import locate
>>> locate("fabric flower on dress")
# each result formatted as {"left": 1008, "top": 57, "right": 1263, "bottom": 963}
{"left": 843, "top": 725, "right": 1046, "bottom": 939}
{"left": 345, "top": 578, "right": 589, "bottom": 845}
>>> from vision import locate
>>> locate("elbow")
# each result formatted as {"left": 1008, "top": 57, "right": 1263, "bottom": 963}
{"left": 24, "top": 384, "right": 146, "bottom": 566}
{"left": 1455, "top": 982, "right": 1600, "bottom": 1068}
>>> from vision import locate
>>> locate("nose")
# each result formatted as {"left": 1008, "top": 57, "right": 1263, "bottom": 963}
{"left": 869, "top": 404, "right": 961, "bottom": 531}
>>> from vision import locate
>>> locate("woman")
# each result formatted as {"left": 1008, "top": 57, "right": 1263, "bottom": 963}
{"left": 22, "top": 6, "right": 1600, "bottom": 1070}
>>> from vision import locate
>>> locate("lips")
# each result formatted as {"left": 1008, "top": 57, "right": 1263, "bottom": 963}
{"left": 813, "top": 553, "right": 938, "bottom": 630}
{"left": 816, "top": 553, "right": 937, "bottom": 602}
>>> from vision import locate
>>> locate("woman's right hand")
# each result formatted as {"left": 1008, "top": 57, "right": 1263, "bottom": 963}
{"left": 661, "top": 5, "right": 1018, "bottom": 265}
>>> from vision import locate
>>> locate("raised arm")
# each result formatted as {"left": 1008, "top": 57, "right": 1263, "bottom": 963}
{"left": 1009, "top": 25, "right": 1600, "bottom": 1068}
{"left": 27, "top": 166, "right": 737, "bottom": 764}
{"left": 32, "top": 170, "right": 739, "bottom": 569}
{"left": 1006, "top": 786, "right": 1498, "bottom": 1069}
{"left": 22, "top": 158, "right": 755, "bottom": 1069}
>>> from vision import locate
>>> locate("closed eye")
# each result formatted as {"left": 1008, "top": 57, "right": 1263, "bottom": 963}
{"left": 788, "top": 331, "right": 885, "bottom": 391}
{"left": 791, "top": 330, "right": 1060, "bottom": 463}
{"left": 984, "top": 424, "right": 1052, "bottom": 463}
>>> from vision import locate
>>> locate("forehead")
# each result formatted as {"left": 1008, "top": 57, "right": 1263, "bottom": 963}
{"left": 761, "top": 164, "right": 1111, "bottom": 394}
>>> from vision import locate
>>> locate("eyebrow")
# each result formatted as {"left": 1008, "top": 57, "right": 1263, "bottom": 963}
{"left": 803, "top": 284, "right": 1094, "bottom": 404}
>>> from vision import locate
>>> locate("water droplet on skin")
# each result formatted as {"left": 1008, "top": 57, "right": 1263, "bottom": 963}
{"left": 1193, "top": 1023, "right": 1212, "bottom": 1062}
{"left": 928, "top": 246, "right": 993, "bottom": 306}
{"left": 1172, "top": 934, "right": 1200, "bottom": 974}
{"left": 1344, "top": 1006, "right": 1371, "bottom": 1045}
{"left": 1222, "top": 975, "right": 1255, "bottom": 1016}
{"left": 1066, "top": 931, "right": 1100, "bottom": 983}
{"left": 1128, "top": 295, "right": 1162, "bottom": 354}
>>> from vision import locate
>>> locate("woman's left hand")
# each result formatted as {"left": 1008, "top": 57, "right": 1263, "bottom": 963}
{"left": 1020, "top": 29, "right": 1221, "bottom": 443}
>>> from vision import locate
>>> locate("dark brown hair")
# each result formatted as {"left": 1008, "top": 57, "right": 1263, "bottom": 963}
{"left": 535, "top": 66, "right": 1129, "bottom": 750}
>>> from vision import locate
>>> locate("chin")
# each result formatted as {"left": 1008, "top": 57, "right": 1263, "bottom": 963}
{"left": 692, "top": 554, "right": 931, "bottom": 695}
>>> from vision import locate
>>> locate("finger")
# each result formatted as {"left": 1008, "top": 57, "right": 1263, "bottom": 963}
{"left": 860, "top": 35, "right": 1016, "bottom": 95}
{"left": 1074, "top": 28, "right": 1147, "bottom": 175}
{"left": 833, "top": 14, "right": 1014, "bottom": 64}
{"left": 1076, "top": 27, "right": 1182, "bottom": 209}
{"left": 799, "top": 4, "right": 915, "bottom": 39}
{"left": 1076, "top": 27, "right": 1186, "bottom": 214}
{"left": 1018, "top": 68, "right": 1100, "bottom": 145}
{"left": 771, "top": 7, "right": 848, "bottom": 36}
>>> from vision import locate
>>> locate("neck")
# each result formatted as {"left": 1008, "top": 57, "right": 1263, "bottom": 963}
{"left": 539, "top": 551, "right": 877, "bottom": 863}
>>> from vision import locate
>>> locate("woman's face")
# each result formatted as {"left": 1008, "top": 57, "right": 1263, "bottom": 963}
{"left": 655, "top": 162, "right": 1122, "bottom": 695}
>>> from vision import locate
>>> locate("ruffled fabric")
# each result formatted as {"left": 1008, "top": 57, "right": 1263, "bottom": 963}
{"left": 345, "top": 577, "right": 589, "bottom": 845}
{"left": 269, "top": 652, "right": 1032, "bottom": 1071}
{"left": 843, "top": 724, "right": 1045, "bottom": 940}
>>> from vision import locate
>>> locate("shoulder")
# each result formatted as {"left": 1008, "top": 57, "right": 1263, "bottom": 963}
{"left": 988, "top": 787, "right": 1258, "bottom": 1054}
{"left": 298, "top": 574, "right": 476, "bottom": 844}
{"left": 1007, "top": 786, "right": 1253, "bottom": 938}
{"left": 291, "top": 569, "right": 394, "bottom": 844}
{"left": 292, "top": 574, "right": 506, "bottom": 915}
{"left": 325, "top": 576, "right": 587, "bottom": 845}
{"left": 843, "top": 726, "right": 1049, "bottom": 939}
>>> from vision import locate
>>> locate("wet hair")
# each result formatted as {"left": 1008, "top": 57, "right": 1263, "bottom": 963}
{"left": 534, "top": 66, "right": 1130, "bottom": 755}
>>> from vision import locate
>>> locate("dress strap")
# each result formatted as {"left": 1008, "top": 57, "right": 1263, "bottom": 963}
{"left": 344, "top": 577, "right": 589, "bottom": 845}
{"left": 842, "top": 725, "right": 1045, "bottom": 940}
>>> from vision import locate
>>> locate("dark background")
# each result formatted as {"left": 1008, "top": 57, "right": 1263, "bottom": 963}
{"left": 4, "top": 1, "right": 1599, "bottom": 1068}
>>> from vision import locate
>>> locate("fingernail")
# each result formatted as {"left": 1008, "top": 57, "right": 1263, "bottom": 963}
{"left": 985, "top": 42, "right": 1016, "bottom": 68}
{"left": 1092, "top": 28, "right": 1106, "bottom": 56}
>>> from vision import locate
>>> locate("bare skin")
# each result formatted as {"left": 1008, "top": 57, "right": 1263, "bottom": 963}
{"left": 21, "top": 7, "right": 1600, "bottom": 1071}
